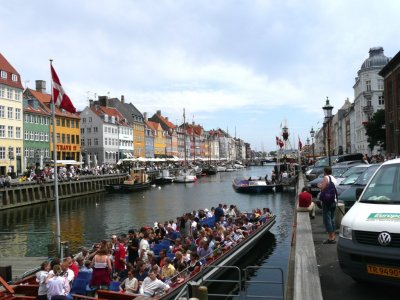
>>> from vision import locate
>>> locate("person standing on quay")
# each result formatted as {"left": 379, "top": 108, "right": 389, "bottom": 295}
{"left": 318, "top": 167, "right": 338, "bottom": 244}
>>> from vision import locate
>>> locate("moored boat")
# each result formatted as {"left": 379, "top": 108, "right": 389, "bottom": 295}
{"left": 174, "top": 168, "right": 197, "bottom": 183}
{"left": 105, "top": 168, "right": 151, "bottom": 192}
{"left": 232, "top": 176, "right": 276, "bottom": 193}
{"left": 153, "top": 169, "right": 175, "bottom": 184}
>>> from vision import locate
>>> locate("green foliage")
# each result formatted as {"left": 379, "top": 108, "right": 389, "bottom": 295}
{"left": 364, "top": 109, "right": 386, "bottom": 151}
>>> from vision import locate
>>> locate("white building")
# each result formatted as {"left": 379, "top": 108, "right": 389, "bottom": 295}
{"left": 353, "top": 47, "right": 389, "bottom": 155}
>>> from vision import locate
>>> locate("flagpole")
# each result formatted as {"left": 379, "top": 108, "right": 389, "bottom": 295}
{"left": 50, "top": 59, "right": 61, "bottom": 257}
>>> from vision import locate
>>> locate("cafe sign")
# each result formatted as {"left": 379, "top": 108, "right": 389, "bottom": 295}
{"left": 56, "top": 144, "right": 77, "bottom": 151}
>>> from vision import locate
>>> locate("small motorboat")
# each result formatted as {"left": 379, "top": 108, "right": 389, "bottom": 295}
{"left": 105, "top": 168, "right": 151, "bottom": 192}
{"left": 232, "top": 176, "right": 275, "bottom": 193}
{"left": 174, "top": 168, "right": 197, "bottom": 183}
{"left": 154, "top": 169, "right": 175, "bottom": 184}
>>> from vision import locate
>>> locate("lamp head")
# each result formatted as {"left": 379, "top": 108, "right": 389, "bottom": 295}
{"left": 322, "top": 97, "right": 333, "bottom": 119}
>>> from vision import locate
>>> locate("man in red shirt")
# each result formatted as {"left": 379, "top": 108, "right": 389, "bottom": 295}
{"left": 297, "top": 187, "right": 315, "bottom": 219}
{"left": 114, "top": 235, "right": 127, "bottom": 274}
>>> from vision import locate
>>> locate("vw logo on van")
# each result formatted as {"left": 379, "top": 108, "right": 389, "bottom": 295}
{"left": 378, "top": 232, "right": 392, "bottom": 246}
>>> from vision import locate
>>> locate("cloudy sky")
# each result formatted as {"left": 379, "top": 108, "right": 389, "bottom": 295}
{"left": 2, "top": 0, "right": 399, "bottom": 151}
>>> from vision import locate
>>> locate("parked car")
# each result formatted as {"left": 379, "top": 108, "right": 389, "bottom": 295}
{"left": 338, "top": 158, "right": 400, "bottom": 286}
{"left": 338, "top": 164, "right": 381, "bottom": 211}
{"left": 334, "top": 153, "right": 364, "bottom": 164}
{"left": 306, "top": 156, "right": 335, "bottom": 180}
{"left": 336, "top": 164, "right": 370, "bottom": 195}
{"left": 307, "top": 161, "right": 363, "bottom": 197}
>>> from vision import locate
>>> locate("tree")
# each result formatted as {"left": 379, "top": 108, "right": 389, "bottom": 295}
{"left": 364, "top": 109, "right": 386, "bottom": 151}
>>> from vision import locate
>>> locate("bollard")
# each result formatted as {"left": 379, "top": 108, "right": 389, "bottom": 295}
{"left": 197, "top": 286, "right": 208, "bottom": 300}
{"left": 335, "top": 202, "right": 345, "bottom": 229}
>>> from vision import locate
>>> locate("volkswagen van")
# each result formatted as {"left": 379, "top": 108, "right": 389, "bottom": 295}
{"left": 338, "top": 158, "right": 400, "bottom": 286}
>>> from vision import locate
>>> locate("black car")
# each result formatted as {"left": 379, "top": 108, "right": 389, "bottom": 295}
{"left": 338, "top": 164, "right": 380, "bottom": 211}
{"left": 307, "top": 162, "right": 362, "bottom": 197}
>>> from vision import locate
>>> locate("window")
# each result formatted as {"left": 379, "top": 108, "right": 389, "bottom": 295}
{"left": 105, "top": 138, "right": 108, "bottom": 146}
{"left": 67, "top": 134, "right": 70, "bottom": 144}
{"left": 30, "top": 131, "right": 34, "bottom": 140}
{"left": 16, "top": 147, "right": 21, "bottom": 156}
{"left": 7, "top": 88, "right": 11, "bottom": 99}
{"left": 66, "top": 119, "right": 70, "bottom": 127}
{"left": 94, "top": 138, "right": 98, "bottom": 145}
{"left": 62, "top": 119, "right": 65, "bottom": 127}
{"left": 71, "top": 135, "right": 75, "bottom": 144}
{"left": 87, "top": 128, "right": 91, "bottom": 134}
{"left": 8, "top": 126, "right": 13, "bottom": 138}
{"left": 56, "top": 118, "right": 60, "bottom": 126}
{"left": 25, "top": 148, "right": 29, "bottom": 158}
{"left": 45, "top": 149, "right": 50, "bottom": 158}
{"left": 82, "top": 118, "right": 86, "bottom": 123}
{"left": 16, "top": 127, "right": 21, "bottom": 138}
{"left": 87, "top": 138, "right": 92, "bottom": 146}
{"left": 76, "top": 121, "right": 79, "bottom": 128}
{"left": 8, "top": 107, "right": 13, "bottom": 119}
{"left": 15, "top": 108, "right": 21, "bottom": 120}
{"left": 0, "top": 147, "right": 5, "bottom": 159}
{"left": 25, "top": 114, "right": 29, "bottom": 122}
{"left": 366, "top": 80, "right": 371, "bottom": 92}
{"left": 89, "top": 117, "right": 92, "bottom": 122}
{"left": 35, "top": 132, "right": 39, "bottom": 141}
{"left": 24, "top": 131, "right": 29, "bottom": 140}
{"left": 378, "top": 79, "right": 384, "bottom": 90}
{"left": 81, "top": 138, "right": 85, "bottom": 146}
{"left": 379, "top": 96, "right": 385, "bottom": 105}
{"left": 0, "top": 87, "right": 4, "bottom": 98}
{"left": 71, "top": 120, "right": 74, "bottom": 128}
{"left": 94, "top": 127, "right": 98, "bottom": 133}
{"left": 45, "top": 133, "right": 49, "bottom": 142}
{"left": 76, "top": 135, "right": 79, "bottom": 144}
{"left": 0, "top": 71, "right": 6, "bottom": 79}
{"left": 40, "top": 132, "right": 44, "bottom": 141}
{"left": 15, "top": 91, "right": 21, "bottom": 101}
{"left": 56, "top": 133, "right": 60, "bottom": 143}
{"left": 0, "top": 106, "right": 4, "bottom": 118}
{"left": 62, "top": 134, "right": 65, "bottom": 143}
{"left": 0, "top": 125, "right": 4, "bottom": 137}
{"left": 11, "top": 74, "right": 17, "bottom": 81}
{"left": 81, "top": 128, "right": 85, "bottom": 134}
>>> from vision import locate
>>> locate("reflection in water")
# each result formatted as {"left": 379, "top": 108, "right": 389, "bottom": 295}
{"left": 0, "top": 165, "right": 296, "bottom": 295}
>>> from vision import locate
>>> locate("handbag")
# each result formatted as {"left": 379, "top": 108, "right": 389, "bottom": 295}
{"left": 319, "top": 176, "right": 337, "bottom": 205}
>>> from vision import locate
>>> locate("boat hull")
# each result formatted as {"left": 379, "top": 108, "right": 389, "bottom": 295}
{"left": 232, "top": 177, "right": 275, "bottom": 193}
{"left": 105, "top": 182, "right": 151, "bottom": 192}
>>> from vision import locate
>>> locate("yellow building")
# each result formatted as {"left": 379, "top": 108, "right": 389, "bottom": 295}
{"left": 24, "top": 86, "right": 81, "bottom": 161}
{"left": 0, "top": 53, "right": 24, "bottom": 176}
{"left": 147, "top": 120, "right": 166, "bottom": 156}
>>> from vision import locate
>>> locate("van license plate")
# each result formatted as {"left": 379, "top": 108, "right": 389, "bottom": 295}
{"left": 367, "top": 264, "right": 400, "bottom": 278}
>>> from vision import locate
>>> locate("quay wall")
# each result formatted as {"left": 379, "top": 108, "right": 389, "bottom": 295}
{"left": 286, "top": 174, "right": 323, "bottom": 300}
{"left": 0, "top": 174, "right": 126, "bottom": 211}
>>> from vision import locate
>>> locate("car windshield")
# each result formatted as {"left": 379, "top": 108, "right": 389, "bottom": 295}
{"left": 360, "top": 164, "right": 400, "bottom": 204}
{"left": 353, "top": 165, "right": 380, "bottom": 185}
{"left": 315, "top": 158, "right": 328, "bottom": 167}
{"left": 340, "top": 172, "right": 364, "bottom": 185}
{"left": 340, "top": 165, "right": 368, "bottom": 179}
{"left": 332, "top": 167, "right": 348, "bottom": 177}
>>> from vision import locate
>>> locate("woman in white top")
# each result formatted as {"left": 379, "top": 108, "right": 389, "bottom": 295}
{"left": 119, "top": 269, "right": 138, "bottom": 294}
{"left": 45, "top": 264, "right": 68, "bottom": 300}
{"left": 90, "top": 247, "right": 112, "bottom": 287}
{"left": 36, "top": 261, "right": 51, "bottom": 300}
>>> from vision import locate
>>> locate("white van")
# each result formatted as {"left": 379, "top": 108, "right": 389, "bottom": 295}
{"left": 337, "top": 158, "right": 400, "bottom": 286}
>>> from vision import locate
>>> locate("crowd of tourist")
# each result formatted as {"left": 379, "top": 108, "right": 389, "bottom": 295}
{"left": 35, "top": 204, "right": 274, "bottom": 299}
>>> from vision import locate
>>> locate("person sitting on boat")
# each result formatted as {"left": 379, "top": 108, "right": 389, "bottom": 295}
{"left": 172, "top": 251, "right": 188, "bottom": 269}
{"left": 271, "top": 171, "right": 277, "bottom": 184}
{"left": 36, "top": 261, "right": 51, "bottom": 300}
{"left": 119, "top": 267, "right": 138, "bottom": 295}
{"left": 197, "top": 239, "right": 212, "bottom": 259}
{"left": 226, "top": 205, "right": 237, "bottom": 219}
{"left": 134, "top": 261, "right": 148, "bottom": 285}
{"left": 160, "top": 257, "right": 176, "bottom": 282}
{"left": 265, "top": 174, "right": 270, "bottom": 184}
{"left": 187, "top": 252, "right": 202, "bottom": 275}
{"left": 139, "top": 270, "right": 170, "bottom": 297}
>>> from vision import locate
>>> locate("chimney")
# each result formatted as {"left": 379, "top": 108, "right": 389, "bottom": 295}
{"left": 35, "top": 80, "right": 46, "bottom": 93}
{"left": 143, "top": 112, "right": 148, "bottom": 121}
{"left": 156, "top": 110, "right": 161, "bottom": 116}
{"left": 121, "top": 95, "right": 125, "bottom": 103}
{"left": 98, "top": 95, "right": 108, "bottom": 107}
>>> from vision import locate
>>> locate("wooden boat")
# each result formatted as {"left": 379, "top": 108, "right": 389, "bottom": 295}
{"left": 105, "top": 168, "right": 151, "bottom": 192}
{"left": 232, "top": 177, "right": 276, "bottom": 193}
{"left": 70, "top": 214, "right": 276, "bottom": 300}
{"left": 4, "top": 210, "right": 276, "bottom": 300}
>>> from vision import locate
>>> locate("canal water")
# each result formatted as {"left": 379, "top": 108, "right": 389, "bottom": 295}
{"left": 0, "top": 165, "right": 296, "bottom": 298}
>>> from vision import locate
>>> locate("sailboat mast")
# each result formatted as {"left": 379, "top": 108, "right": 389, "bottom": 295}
{"left": 183, "top": 108, "right": 187, "bottom": 167}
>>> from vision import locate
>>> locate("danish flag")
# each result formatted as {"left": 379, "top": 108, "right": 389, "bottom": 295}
{"left": 51, "top": 64, "right": 76, "bottom": 113}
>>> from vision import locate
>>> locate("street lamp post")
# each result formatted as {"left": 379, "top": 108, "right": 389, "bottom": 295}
{"left": 310, "top": 127, "right": 315, "bottom": 164}
{"left": 322, "top": 97, "right": 334, "bottom": 166}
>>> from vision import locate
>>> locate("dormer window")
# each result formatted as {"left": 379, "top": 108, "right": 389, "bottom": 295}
{"left": 11, "top": 74, "right": 17, "bottom": 82}
{"left": 0, "top": 71, "right": 6, "bottom": 79}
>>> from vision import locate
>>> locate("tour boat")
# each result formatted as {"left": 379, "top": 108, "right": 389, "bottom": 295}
{"left": 232, "top": 176, "right": 276, "bottom": 193}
